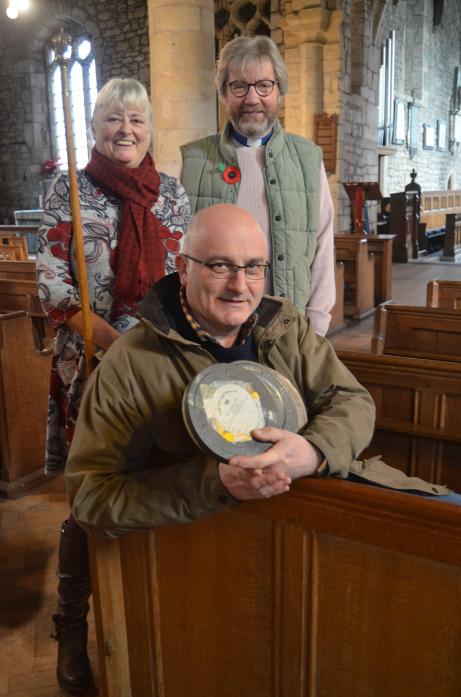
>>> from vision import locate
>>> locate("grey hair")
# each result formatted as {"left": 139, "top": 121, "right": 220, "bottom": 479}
{"left": 216, "top": 35, "right": 288, "bottom": 99}
{"left": 92, "top": 78, "right": 152, "bottom": 130}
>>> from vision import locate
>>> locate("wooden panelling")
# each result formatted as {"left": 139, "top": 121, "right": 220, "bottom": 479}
{"left": 372, "top": 303, "right": 461, "bottom": 361}
{"left": 339, "top": 350, "right": 461, "bottom": 490}
{"left": 427, "top": 279, "right": 461, "bottom": 309}
{"left": 91, "top": 478, "right": 461, "bottom": 697}
{"left": 327, "top": 257, "right": 345, "bottom": 335}
{"left": 334, "top": 235, "right": 375, "bottom": 319}
{"left": 0, "top": 312, "right": 51, "bottom": 496}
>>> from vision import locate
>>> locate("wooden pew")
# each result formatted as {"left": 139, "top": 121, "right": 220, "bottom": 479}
{"left": 418, "top": 190, "right": 461, "bottom": 258}
{"left": 371, "top": 303, "right": 461, "bottom": 361}
{"left": 338, "top": 350, "right": 461, "bottom": 491}
{"left": 442, "top": 212, "right": 461, "bottom": 260}
{"left": 0, "top": 223, "right": 40, "bottom": 256}
{"left": 342, "top": 232, "right": 395, "bottom": 304}
{"left": 0, "top": 310, "right": 51, "bottom": 497}
{"left": 90, "top": 477, "right": 461, "bottom": 697}
{"left": 0, "top": 259, "right": 37, "bottom": 282}
{"left": 334, "top": 234, "right": 375, "bottom": 319}
{"left": 326, "top": 255, "right": 345, "bottom": 335}
{"left": 0, "top": 235, "right": 28, "bottom": 261}
{"left": 388, "top": 189, "right": 420, "bottom": 262}
{"left": 427, "top": 279, "right": 461, "bottom": 309}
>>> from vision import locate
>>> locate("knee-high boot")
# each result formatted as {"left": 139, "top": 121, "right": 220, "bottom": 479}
{"left": 52, "top": 520, "right": 92, "bottom": 693}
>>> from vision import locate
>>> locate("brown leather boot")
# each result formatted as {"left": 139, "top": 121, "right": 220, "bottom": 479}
{"left": 52, "top": 520, "right": 92, "bottom": 694}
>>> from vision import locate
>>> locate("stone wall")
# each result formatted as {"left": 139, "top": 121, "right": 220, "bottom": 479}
{"left": 383, "top": 0, "right": 461, "bottom": 194}
{"left": 0, "top": 0, "right": 149, "bottom": 222}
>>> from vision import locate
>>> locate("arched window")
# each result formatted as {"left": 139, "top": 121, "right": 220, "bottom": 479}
{"left": 47, "top": 35, "right": 98, "bottom": 170}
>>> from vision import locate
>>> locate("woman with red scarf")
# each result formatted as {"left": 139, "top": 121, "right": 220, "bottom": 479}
{"left": 36, "top": 78, "right": 190, "bottom": 693}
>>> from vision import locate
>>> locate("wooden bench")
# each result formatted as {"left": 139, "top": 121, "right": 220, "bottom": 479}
{"left": 0, "top": 258, "right": 37, "bottom": 282}
{"left": 0, "top": 310, "right": 52, "bottom": 497}
{"left": 326, "top": 254, "right": 345, "bottom": 335}
{"left": 0, "top": 223, "right": 40, "bottom": 255}
{"left": 371, "top": 303, "right": 461, "bottom": 361}
{"left": 0, "top": 277, "right": 53, "bottom": 353}
{"left": 342, "top": 232, "right": 395, "bottom": 304}
{"left": 427, "top": 279, "right": 461, "bottom": 309}
{"left": 90, "top": 477, "right": 461, "bottom": 697}
{"left": 388, "top": 189, "right": 420, "bottom": 262}
{"left": 334, "top": 234, "right": 375, "bottom": 319}
{"left": 418, "top": 190, "right": 461, "bottom": 258}
{"left": 338, "top": 350, "right": 461, "bottom": 491}
{"left": 0, "top": 235, "right": 28, "bottom": 261}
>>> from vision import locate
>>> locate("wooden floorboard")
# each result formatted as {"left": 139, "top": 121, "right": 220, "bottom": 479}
{"left": 330, "top": 260, "right": 461, "bottom": 352}
{"left": 0, "top": 258, "right": 459, "bottom": 696}
{"left": 0, "top": 477, "right": 98, "bottom": 696}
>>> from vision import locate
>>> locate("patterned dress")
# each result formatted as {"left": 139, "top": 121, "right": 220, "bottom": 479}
{"left": 36, "top": 169, "right": 190, "bottom": 474}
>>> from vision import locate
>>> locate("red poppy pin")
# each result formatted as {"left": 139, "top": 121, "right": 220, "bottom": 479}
{"left": 218, "top": 163, "right": 241, "bottom": 185}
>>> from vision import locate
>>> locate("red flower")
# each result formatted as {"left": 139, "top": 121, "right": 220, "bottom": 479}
{"left": 42, "top": 158, "right": 61, "bottom": 176}
{"left": 223, "top": 166, "right": 241, "bottom": 184}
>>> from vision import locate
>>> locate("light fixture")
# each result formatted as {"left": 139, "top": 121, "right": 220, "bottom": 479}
{"left": 6, "top": 3, "right": 19, "bottom": 18}
{"left": 5, "top": 0, "right": 30, "bottom": 19}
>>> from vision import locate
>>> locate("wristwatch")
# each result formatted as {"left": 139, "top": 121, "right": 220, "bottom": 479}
{"left": 314, "top": 458, "right": 329, "bottom": 477}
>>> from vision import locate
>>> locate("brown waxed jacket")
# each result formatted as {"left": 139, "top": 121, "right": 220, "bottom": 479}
{"left": 65, "top": 274, "right": 450, "bottom": 538}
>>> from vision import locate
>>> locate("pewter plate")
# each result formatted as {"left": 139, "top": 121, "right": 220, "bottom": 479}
{"left": 182, "top": 362, "right": 306, "bottom": 461}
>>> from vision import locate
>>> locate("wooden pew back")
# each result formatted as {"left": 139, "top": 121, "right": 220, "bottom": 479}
{"left": 372, "top": 303, "right": 461, "bottom": 361}
{"left": 427, "top": 279, "right": 461, "bottom": 309}
{"left": 334, "top": 234, "right": 375, "bottom": 319}
{"left": 338, "top": 350, "right": 461, "bottom": 490}
{"left": 0, "top": 235, "right": 28, "bottom": 261}
{"left": 0, "top": 259, "right": 37, "bottom": 282}
{"left": 91, "top": 477, "right": 461, "bottom": 697}
{"left": 327, "top": 256, "right": 345, "bottom": 335}
{"left": 0, "top": 278, "right": 42, "bottom": 315}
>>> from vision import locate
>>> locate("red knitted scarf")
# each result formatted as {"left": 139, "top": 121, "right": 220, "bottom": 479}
{"left": 85, "top": 147, "right": 169, "bottom": 319}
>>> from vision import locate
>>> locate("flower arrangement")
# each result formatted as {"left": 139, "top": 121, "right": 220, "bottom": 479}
{"left": 41, "top": 158, "right": 61, "bottom": 177}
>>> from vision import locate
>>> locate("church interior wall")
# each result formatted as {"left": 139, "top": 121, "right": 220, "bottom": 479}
{"left": 0, "top": 0, "right": 149, "bottom": 223}
{"left": 0, "top": 0, "right": 459, "bottom": 231}
{"left": 382, "top": 0, "right": 461, "bottom": 195}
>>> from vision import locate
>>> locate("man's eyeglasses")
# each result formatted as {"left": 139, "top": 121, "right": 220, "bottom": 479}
{"left": 226, "top": 80, "right": 279, "bottom": 98}
{"left": 181, "top": 254, "right": 270, "bottom": 281}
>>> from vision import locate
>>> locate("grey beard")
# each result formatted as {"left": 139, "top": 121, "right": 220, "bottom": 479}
{"left": 232, "top": 113, "right": 275, "bottom": 139}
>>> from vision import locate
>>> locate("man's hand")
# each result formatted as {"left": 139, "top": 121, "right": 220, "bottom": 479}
{"left": 228, "top": 427, "right": 323, "bottom": 481}
{"left": 218, "top": 461, "right": 291, "bottom": 501}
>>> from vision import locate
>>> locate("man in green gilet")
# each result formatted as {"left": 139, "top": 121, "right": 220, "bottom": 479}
{"left": 181, "top": 35, "right": 335, "bottom": 336}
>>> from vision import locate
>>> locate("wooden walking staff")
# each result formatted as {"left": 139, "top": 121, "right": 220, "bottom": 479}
{"left": 52, "top": 28, "right": 94, "bottom": 375}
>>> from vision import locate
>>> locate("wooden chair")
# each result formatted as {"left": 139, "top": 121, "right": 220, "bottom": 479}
{"left": 371, "top": 303, "right": 461, "bottom": 362}
{"left": 0, "top": 235, "right": 28, "bottom": 261}
{"left": 427, "top": 279, "right": 461, "bottom": 310}
{"left": 0, "top": 277, "right": 53, "bottom": 353}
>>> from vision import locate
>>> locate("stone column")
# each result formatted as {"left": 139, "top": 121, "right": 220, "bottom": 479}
{"left": 147, "top": 0, "right": 217, "bottom": 176}
{"left": 283, "top": 6, "right": 331, "bottom": 140}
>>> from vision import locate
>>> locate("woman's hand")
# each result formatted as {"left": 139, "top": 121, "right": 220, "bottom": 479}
{"left": 67, "top": 310, "right": 121, "bottom": 351}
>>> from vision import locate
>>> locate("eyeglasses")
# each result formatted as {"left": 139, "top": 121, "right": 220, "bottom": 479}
{"left": 181, "top": 254, "right": 270, "bottom": 280}
{"left": 226, "top": 80, "right": 279, "bottom": 98}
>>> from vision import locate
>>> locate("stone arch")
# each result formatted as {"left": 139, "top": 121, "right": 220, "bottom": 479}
{"left": 447, "top": 170, "right": 457, "bottom": 189}
{"left": 28, "top": 3, "right": 102, "bottom": 84}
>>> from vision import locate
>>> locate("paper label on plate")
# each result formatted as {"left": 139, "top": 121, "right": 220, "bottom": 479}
{"left": 201, "top": 381, "right": 265, "bottom": 442}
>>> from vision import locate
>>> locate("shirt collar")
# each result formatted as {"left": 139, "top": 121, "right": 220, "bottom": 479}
{"left": 229, "top": 123, "right": 273, "bottom": 148}
{"left": 179, "top": 286, "right": 258, "bottom": 346}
